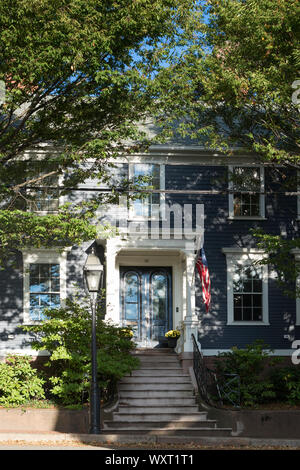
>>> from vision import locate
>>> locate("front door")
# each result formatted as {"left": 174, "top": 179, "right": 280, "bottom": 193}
{"left": 120, "top": 267, "right": 172, "bottom": 348}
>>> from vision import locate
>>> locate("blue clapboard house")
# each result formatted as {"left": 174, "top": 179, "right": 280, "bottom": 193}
{"left": 0, "top": 136, "right": 299, "bottom": 372}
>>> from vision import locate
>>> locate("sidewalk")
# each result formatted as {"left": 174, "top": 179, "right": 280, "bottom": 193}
{"left": 0, "top": 431, "right": 300, "bottom": 449}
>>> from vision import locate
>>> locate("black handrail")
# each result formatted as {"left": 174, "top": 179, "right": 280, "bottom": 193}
{"left": 191, "top": 334, "right": 240, "bottom": 408}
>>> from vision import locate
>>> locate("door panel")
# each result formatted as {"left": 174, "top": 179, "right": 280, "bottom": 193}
{"left": 120, "top": 267, "right": 172, "bottom": 347}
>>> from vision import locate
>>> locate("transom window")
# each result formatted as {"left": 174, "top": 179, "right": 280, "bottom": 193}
{"left": 233, "top": 265, "right": 263, "bottom": 321}
{"left": 29, "top": 263, "right": 60, "bottom": 321}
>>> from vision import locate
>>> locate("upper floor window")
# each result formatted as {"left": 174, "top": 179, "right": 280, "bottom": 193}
{"left": 27, "top": 166, "right": 60, "bottom": 214}
{"left": 129, "top": 163, "right": 165, "bottom": 219}
{"left": 228, "top": 166, "right": 265, "bottom": 219}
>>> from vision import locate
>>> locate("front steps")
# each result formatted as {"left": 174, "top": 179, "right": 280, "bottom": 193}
{"left": 103, "top": 349, "right": 232, "bottom": 437}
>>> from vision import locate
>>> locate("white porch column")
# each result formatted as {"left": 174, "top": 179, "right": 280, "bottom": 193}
{"left": 105, "top": 239, "right": 120, "bottom": 325}
{"left": 175, "top": 247, "right": 200, "bottom": 354}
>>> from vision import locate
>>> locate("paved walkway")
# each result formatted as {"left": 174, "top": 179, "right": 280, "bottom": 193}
{"left": 0, "top": 431, "right": 300, "bottom": 450}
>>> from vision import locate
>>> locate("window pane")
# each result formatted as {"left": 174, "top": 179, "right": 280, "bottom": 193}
{"left": 151, "top": 274, "right": 167, "bottom": 321}
{"left": 125, "top": 303, "right": 139, "bottom": 320}
{"left": 243, "top": 307, "right": 252, "bottom": 321}
{"left": 125, "top": 274, "right": 139, "bottom": 302}
{"left": 234, "top": 294, "right": 242, "bottom": 307}
{"left": 50, "top": 294, "right": 60, "bottom": 308}
{"left": 253, "top": 308, "right": 262, "bottom": 321}
{"left": 234, "top": 307, "right": 242, "bottom": 321}
{"left": 124, "top": 273, "right": 139, "bottom": 321}
{"left": 51, "top": 277, "right": 60, "bottom": 292}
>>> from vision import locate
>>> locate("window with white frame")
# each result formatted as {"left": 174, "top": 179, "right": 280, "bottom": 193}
{"left": 223, "top": 248, "right": 269, "bottom": 325}
{"left": 228, "top": 166, "right": 265, "bottom": 218}
{"left": 129, "top": 163, "right": 165, "bottom": 219}
{"left": 23, "top": 249, "right": 68, "bottom": 323}
{"left": 26, "top": 164, "right": 60, "bottom": 213}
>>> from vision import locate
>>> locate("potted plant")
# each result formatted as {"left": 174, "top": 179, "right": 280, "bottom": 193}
{"left": 165, "top": 329, "right": 181, "bottom": 348}
{"left": 119, "top": 327, "right": 134, "bottom": 340}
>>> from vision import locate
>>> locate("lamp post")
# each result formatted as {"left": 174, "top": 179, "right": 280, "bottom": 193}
{"left": 83, "top": 247, "right": 103, "bottom": 434}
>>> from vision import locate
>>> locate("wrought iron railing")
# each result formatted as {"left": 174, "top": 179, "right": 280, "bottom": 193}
{"left": 191, "top": 334, "right": 240, "bottom": 408}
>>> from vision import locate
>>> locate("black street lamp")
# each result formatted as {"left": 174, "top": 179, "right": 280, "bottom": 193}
{"left": 83, "top": 247, "right": 104, "bottom": 434}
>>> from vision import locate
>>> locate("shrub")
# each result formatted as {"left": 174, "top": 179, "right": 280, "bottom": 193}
{"left": 270, "top": 366, "right": 300, "bottom": 405}
{"left": 22, "top": 298, "right": 139, "bottom": 406}
{"left": 214, "top": 340, "right": 281, "bottom": 407}
{"left": 0, "top": 355, "right": 45, "bottom": 406}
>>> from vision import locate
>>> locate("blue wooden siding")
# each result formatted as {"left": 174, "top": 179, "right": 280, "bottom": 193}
{"left": 165, "top": 164, "right": 299, "bottom": 350}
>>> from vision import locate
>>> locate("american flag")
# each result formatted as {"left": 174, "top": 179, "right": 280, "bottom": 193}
{"left": 195, "top": 247, "right": 211, "bottom": 313}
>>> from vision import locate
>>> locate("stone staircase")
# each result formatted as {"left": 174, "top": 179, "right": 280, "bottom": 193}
{"left": 103, "top": 348, "right": 232, "bottom": 437}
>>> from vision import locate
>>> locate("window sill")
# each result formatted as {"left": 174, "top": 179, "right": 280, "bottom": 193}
{"left": 227, "top": 321, "right": 270, "bottom": 326}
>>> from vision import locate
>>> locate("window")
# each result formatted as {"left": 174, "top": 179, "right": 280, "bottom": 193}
{"left": 222, "top": 248, "right": 269, "bottom": 325}
{"left": 129, "top": 163, "right": 165, "bottom": 219}
{"left": 22, "top": 249, "right": 68, "bottom": 323}
{"left": 228, "top": 166, "right": 265, "bottom": 219}
{"left": 29, "top": 263, "right": 60, "bottom": 321}
{"left": 27, "top": 167, "right": 60, "bottom": 213}
{"left": 233, "top": 264, "right": 263, "bottom": 321}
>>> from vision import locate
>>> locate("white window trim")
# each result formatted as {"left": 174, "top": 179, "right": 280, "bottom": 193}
{"left": 228, "top": 165, "right": 266, "bottom": 220}
{"left": 222, "top": 248, "right": 269, "bottom": 325}
{"left": 22, "top": 248, "right": 69, "bottom": 325}
{"left": 291, "top": 248, "right": 300, "bottom": 325}
{"left": 128, "top": 163, "right": 165, "bottom": 221}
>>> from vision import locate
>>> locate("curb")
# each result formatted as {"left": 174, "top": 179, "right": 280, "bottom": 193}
{"left": 0, "top": 432, "right": 300, "bottom": 448}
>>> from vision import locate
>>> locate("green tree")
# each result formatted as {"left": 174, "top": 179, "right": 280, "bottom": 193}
{"left": 157, "top": 0, "right": 300, "bottom": 295}
{"left": 0, "top": 0, "right": 196, "bottom": 264}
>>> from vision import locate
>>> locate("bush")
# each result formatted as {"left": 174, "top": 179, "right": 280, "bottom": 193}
{"left": 22, "top": 298, "right": 139, "bottom": 406}
{"left": 0, "top": 355, "right": 45, "bottom": 406}
{"left": 214, "top": 340, "right": 281, "bottom": 407}
{"left": 270, "top": 366, "right": 300, "bottom": 405}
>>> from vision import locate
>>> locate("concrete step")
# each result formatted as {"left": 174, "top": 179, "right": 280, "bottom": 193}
{"left": 101, "top": 428, "right": 233, "bottom": 437}
{"left": 137, "top": 362, "right": 181, "bottom": 369}
{"left": 112, "top": 413, "right": 208, "bottom": 422}
{"left": 135, "top": 355, "right": 179, "bottom": 362}
{"left": 104, "top": 420, "right": 215, "bottom": 430}
{"left": 132, "top": 349, "right": 175, "bottom": 355}
{"left": 114, "top": 406, "right": 200, "bottom": 416}
{"left": 120, "top": 376, "right": 192, "bottom": 384}
{"left": 119, "top": 383, "right": 194, "bottom": 391}
{"left": 119, "top": 390, "right": 195, "bottom": 398}
{"left": 119, "top": 398, "right": 196, "bottom": 406}
{"left": 130, "top": 369, "right": 189, "bottom": 377}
